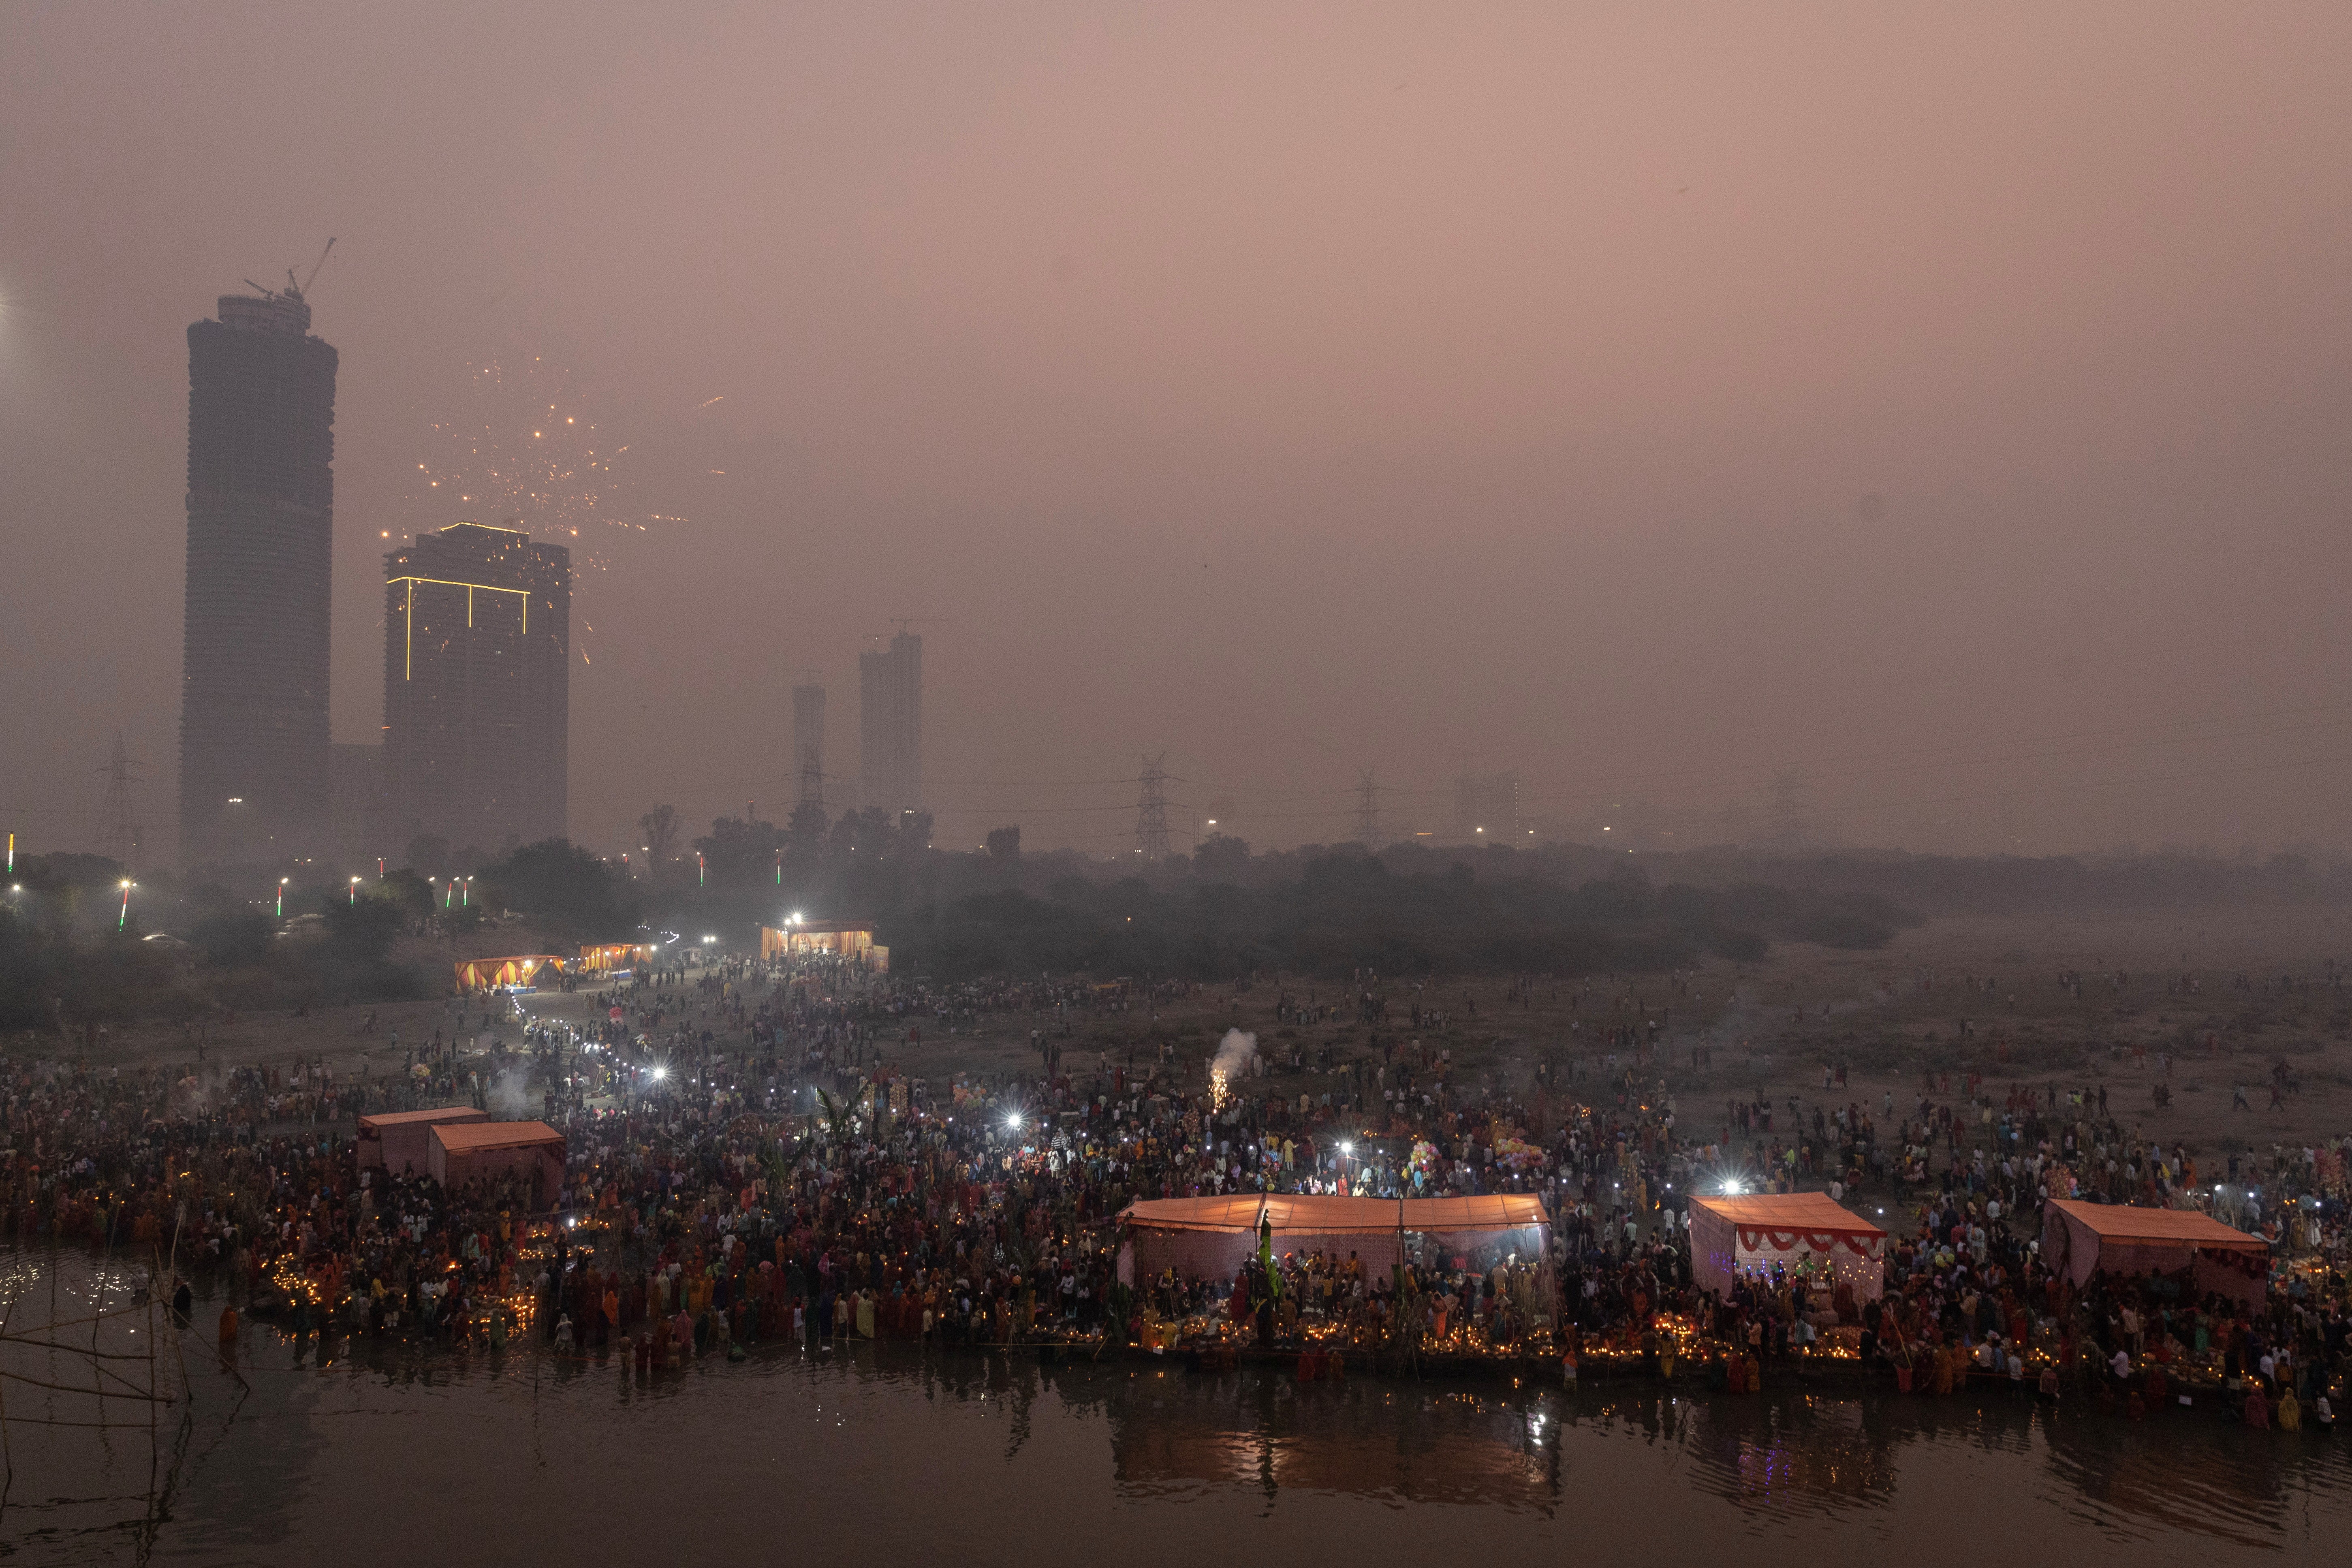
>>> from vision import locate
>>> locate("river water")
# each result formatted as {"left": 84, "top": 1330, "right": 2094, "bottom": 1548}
{"left": 3, "top": 1257, "right": 2346, "bottom": 1566}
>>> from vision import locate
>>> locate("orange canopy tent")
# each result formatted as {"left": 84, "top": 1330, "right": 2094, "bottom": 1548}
{"left": 1117, "top": 1193, "right": 1549, "bottom": 1284}
{"left": 1687, "top": 1192, "right": 1888, "bottom": 1300}
{"left": 453, "top": 955, "right": 564, "bottom": 990}
{"left": 578, "top": 943, "right": 656, "bottom": 973}
{"left": 2041, "top": 1199, "right": 2269, "bottom": 1307}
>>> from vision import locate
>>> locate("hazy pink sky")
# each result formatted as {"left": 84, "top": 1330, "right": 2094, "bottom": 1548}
{"left": 4, "top": 2, "right": 2349, "bottom": 860}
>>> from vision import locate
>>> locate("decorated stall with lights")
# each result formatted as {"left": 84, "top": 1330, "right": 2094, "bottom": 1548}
{"left": 427, "top": 1119, "right": 566, "bottom": 1202}
{"left": 577, "top": 942, "right": 657, "bottom": 974}
{"left": 1687, "top": 1192, "right": 1887, "bottom": 1301}
{"left": 2040, "top": 1198, "right": 2270, "bottom": 1309}
{"left": 453, "top": 954, "right": 564, "bottom": 990}
{"left": 758, "top": 920, "right": 888, "bottom": 971}
{"left": 358, "top": 1104, "right": 488, "bottom": 1174}
{"left": 1118, "top": 1193, "right": 1550, "bottom": 1287}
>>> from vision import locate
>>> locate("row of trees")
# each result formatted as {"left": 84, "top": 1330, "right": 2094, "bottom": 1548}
{"left": 0, "top": 852, "right": 424, "bottom": 1032}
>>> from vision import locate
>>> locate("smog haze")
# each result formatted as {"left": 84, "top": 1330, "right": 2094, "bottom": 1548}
{"left": 4, "top": 2, "right": 2349, "bottom": 860}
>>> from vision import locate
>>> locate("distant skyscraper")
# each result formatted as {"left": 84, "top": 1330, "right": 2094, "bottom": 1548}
{"left": 179, "top": 284, "right": 337, "bottom": 866}
{"left": 1453, "top": 771, "right": 1518, "bottom": 841}
{"left": 382, "top": 522, "right": 570, "bottom": 854}
{"left": 329, "top": 741, "right": 384, "bottom": 865}
{"left": 858, "top": 631, "right": 922, "bottom": 814}
{"left": 792, "top": 680, "right": 827, "bottom": 807}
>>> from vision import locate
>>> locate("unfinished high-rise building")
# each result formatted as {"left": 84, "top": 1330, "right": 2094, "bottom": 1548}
{"left": 382, "top": 522, "right": 571, "bottom": 854}
{"left": 178, "top": 283, "right": 337, "bottom": 866}
{"left": 792, "top": 680, "right": 827, "bottom": 807}
{"left": 858, "top": 630, "right": 922, "bottom": 815}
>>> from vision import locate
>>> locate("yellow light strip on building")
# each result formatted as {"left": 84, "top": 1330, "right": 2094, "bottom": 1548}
{"left": 389, "top": 576, "right": 534, "bottom": 681}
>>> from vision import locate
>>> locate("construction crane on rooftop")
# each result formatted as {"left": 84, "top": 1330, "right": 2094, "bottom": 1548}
{"left": 290, "top": 237, "right": 335, "bottom": 298}
{"left": 243, "top": 237, "right": 336, "bottom": 302}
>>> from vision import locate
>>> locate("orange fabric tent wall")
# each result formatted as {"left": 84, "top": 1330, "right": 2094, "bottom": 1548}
{"left": 453, "top": 955, "right": 563, "bottom": 989}
{"left": 1117, "top": 1194, "right": 1550, "bottom": 1285}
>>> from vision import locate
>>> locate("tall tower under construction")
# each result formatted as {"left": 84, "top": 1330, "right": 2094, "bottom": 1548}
{"left": 792, "top": 679, "right": 827, "bottom": 807}
{"left": 382, "top": 522, "right": 571, "bottom": 854}
{"left": 178, "top": 282, "right": 338, "bottom": 866}
{"left": 858, "top": 630, "right": 922, "bottom": 815}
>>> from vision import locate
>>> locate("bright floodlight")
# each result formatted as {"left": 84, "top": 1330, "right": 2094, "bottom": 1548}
{"left": 651, "top": 1066, "right": 667, "bottom": 1081}
{"left": 1006, "top": 1113, "right": 1023, "bottom": 1130}
{"left": 1339, "top": 1141, "right": 1353, "bottom": 1155}
{"left": 1725, "top": 1179, "right": 1743, "bottom": 1194}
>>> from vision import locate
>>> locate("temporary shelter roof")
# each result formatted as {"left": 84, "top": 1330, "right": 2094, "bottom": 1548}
{"left": 2042, "top": 1198, "right": 2268, "bottom": 1306}
{"left": 359, "top": 1105, "right": 490, "bottom": 1131}
{"left": 1687, "top": 1192, "right": 1888, "bottom": 1241}
{"left": 357, "top": 1104, "right": 487, "bottom": 1171}
{"left": 431, "top": 1120, "right": 566, "bottom": 1155}
{"left": 2044, "top": 1199, "right": 2265, "bottom": 1248}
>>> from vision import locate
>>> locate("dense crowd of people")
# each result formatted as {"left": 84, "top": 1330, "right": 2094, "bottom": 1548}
{"left": 4, "top": 952, "right": 2350, "bottom": 1423}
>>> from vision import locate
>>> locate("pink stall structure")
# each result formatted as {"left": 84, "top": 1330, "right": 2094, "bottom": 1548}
{"left": 2041, "top": 1198, "right": 2270, "bottom": 1309}
{"left": 357, "top": 1105, "right": 488, "bottom": 1175}
{"left": 427, "top": 1119, "right": 567, "bottom": 1206}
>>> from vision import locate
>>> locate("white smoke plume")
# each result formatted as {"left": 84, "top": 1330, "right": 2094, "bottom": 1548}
{"left": 1209, "top": 1029, "right": 1259, "bottom": 1109}
{"left": 488, "top": 1068, "right": 536, "bottom": 1119}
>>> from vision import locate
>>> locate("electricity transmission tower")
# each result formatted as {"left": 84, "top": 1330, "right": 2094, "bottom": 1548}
{"left": 95, "top": 732, "right": 143, "bottom": 869}
{"left": 798, "top": 753, "right": 826, "bottom": 814}
{"left": 1354, "top": 769, "right": 1381, "bottom": 845}
{"left": 1136, "top": 754, "right": 1173, "bottom": 859}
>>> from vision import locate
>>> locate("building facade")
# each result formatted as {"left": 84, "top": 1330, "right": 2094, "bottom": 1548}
{"left": 328, "top": 741, "right": 385, "bottom": 866}
{"left": 179, "top": 286, "right": 338, "bottom": 866}
{"left": 1453, "top": 771, "right": 1519, "bottom": 842}
{"left": 381, "top": 522, "right": 570, "bottom": 854}
{"left": 858, "top": 631, "right": 921, "bottom": 815}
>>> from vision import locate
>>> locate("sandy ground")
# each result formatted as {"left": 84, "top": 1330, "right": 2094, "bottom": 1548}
{"left": 38, "top": 903, "right": 2352, "bottom": 1158}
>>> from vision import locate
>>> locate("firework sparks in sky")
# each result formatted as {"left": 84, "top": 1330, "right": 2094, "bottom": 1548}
{"left": 406, "top": 355, "right": 679, "bottom": 668}
{"left": 408, "top": 355, "right": 667, "bottom": 540}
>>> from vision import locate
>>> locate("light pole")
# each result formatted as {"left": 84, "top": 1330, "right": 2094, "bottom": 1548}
{"left": 118, "top": 878, "right": 134, "bottom": 931}
{"left": 349, "top": 876, "right": 361, "bottom": 904}
{"left": 461, "top": 875, "right": 472, "bottom": 906}
{"left": 276, "top": 877, "right": 288, "bottom": 918}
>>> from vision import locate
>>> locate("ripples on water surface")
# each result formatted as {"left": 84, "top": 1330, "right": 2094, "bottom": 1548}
{"left": 0, "top": 1257, "right": 2344, "bottom": 1566}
